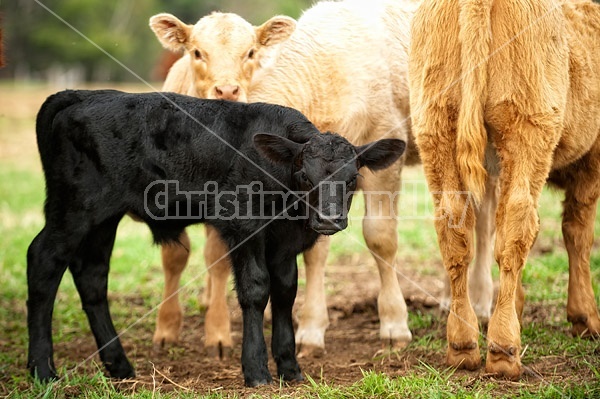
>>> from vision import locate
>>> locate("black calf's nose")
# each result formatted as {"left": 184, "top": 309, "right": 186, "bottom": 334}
{"left": 313, "top": 216, "right": 347, "bottom": 235}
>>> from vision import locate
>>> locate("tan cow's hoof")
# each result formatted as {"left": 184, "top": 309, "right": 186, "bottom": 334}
{"left": 570, "top": 315, "right": 600, "bottom": 339}
{"left": 152, "top": 330, "right": 180, "bottom": 351}
{"left": 296, "top": 343, "right": 325, "bottom": 359}
{"left": 153, "top": 309, "right": 183, "bottom": 350}
{"left": 447, "top": 341, "right": 481, "bottom": 370}
{"left": 486, "top": 342, "right": 522, "bottom": 380}
{"left": 205, "top": 342, "right": 233, "bottom": 360}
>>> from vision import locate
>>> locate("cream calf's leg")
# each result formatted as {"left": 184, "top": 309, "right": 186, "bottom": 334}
{"left": 203, "top": 225, "right": 233, "bottom": 359}
{"left": 361, "top": 168, "right": 412, "bottom": 350}
{"left": 154, "top": 230, "right": 191, "bottom": 347}
{"left": 440, "top": 174, "right": 497, "bottom": 322}
{"left": 295, "top": 237, "right": 330, "bottom": 358}
{"left": 469, "top": 175, "right": 498, "bottom": 322}
{"left": 562, "top": 170, "right": 600, "bottom": 338}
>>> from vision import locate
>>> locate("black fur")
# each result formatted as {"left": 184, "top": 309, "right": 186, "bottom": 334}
{"left": 27, "top": 89, "right": 405, "bottom": 386}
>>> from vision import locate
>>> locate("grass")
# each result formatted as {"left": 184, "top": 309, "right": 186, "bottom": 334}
{"left": 1, "top": 82, "right": 600, "bottom": 398}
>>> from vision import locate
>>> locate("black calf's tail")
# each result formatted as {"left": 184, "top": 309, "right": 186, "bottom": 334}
{"left": 35, "top": 90, "right": 90, "bottom": 173}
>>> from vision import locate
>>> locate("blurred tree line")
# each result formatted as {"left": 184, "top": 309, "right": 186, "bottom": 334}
{"left": 0, "top": 0, "right": 312, "bottom": 84}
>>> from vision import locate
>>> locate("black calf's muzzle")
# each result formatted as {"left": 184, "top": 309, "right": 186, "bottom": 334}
{"left": 311, "top": 214, "right": 348, "bottom": 235}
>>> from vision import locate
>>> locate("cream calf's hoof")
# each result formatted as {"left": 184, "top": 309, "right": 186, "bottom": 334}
{"left": 295, "top": 327, "right": 326, "bottom": 358}
{"left": 380, "top": 321, "right": 412, "bottom": 349}
{"left": 470, "top": 291, "right": 492, "bottom": 324}
{"left": 439, "top": 296, "right": 451, "bottom": 315}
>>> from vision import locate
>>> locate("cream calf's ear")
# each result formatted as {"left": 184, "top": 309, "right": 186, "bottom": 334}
{"left": 149, "top": 13, "right": 192, "bottom": 53}
{"left": 255, "top": 16, "right": 296, "bottom": 47}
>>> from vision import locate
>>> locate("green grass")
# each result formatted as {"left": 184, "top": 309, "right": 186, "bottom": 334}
{"left": 1, "top": 84, "right": 600, "bottom": 398}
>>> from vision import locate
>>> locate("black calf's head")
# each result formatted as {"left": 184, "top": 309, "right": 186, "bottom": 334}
{"left": 254, "top": 132, "right": 406, "bottom": 235}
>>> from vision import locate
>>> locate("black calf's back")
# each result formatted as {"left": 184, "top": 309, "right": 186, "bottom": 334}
{"left": 36, "top": 90, "right": 317, "bottom": 242}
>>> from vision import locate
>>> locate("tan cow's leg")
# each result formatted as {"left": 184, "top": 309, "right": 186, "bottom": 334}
{"left": 295, "top": 237, "right": 330, "bottom": 358}
{"left": 486, "top": 105, "right": 560, "bottom": 379}
{"left": 361, "top": 167, "right": 412, "bottom": 350}
{"left": 416, "top": 109, "right": 481, "bottom": 370}
{"left": 469, "top": 175, "right": 498, "bottom": 323}
{"left": 562, "top": 169, "right": 600, "bottom": 338}
{"left": 153, "top": 230, "right": 191, "bottom": 346}
{"left": 203, "top": 225, "right": 233, "bottom": 359}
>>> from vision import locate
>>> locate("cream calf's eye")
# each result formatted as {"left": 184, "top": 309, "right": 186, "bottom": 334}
{"left": 194, "top": 49, "right": 203, "bottom": 60}
{"left": 247, "top": 48, "right": 255, "bottom": 59}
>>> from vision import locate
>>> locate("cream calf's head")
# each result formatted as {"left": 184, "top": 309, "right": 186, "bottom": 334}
{"left": 150, "top": 12, "right": 295, "bottom": 102}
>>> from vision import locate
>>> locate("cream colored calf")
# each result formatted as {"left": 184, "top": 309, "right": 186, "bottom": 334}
{"left": 149, "top": 11, "right": 295, "bottom": 354}
{"left": 150, "top": 12, "right": 295, "bottom": 101}
{"left": 151, "top": 0, "right": 498, "bottom": 359}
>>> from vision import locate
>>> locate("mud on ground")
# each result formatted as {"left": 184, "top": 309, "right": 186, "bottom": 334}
{"left": 33, "top": 256, "right": 599, "bottom": 397}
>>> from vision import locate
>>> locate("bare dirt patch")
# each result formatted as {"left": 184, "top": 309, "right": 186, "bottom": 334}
{"left": 20, "top": 256, "right": 596, "bottom": 398}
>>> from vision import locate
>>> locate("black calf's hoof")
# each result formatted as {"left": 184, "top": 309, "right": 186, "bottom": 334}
{"left": 105, "top": 358, "right": 135, "bottom": 379}
{"left": 245, "top": 371, "right": 273, "bottom": 387}
{"left": 282, "top": 371, "right": 304, "bottom": 383}
{"left": 31, "top": 368, "right": 59, "bottom": 383}
{"left": 278, "top": 361, "right": 303, "bottom": 383}
{"left": 279, "top": 364, "right": 303, "bottom": 382}
{"left": 245, "top": 378, "right": 272, "bottom": 387}
{"left": 29, "top": 359, "right": 58, "bottom": 382}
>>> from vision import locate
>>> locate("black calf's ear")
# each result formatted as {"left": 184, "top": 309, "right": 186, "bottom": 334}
{"left": 253, "top": 133, "right": 303, "bottom": 165}
{"left": 356, "top": 139, "right": 406, "bottom": 171}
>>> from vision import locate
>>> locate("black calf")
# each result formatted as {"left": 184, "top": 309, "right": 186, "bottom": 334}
{"left": 27, "top": 89, "right": 405, "bottom": 386}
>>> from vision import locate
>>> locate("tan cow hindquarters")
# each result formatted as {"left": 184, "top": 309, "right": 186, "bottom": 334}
{"left": 410, "top": 0, "right": 600, "bottom": 379}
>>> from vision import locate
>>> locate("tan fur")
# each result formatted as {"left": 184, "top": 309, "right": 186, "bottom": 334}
{"left": 456, "top": 0, "right": 492, "bottom": 204}
{"left": 410, "top": 0, "right": 600, "bottom": 379}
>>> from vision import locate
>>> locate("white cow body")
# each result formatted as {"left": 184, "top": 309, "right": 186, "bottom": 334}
{"left": 248, "top": 0, "right": 420, "bottom": 352}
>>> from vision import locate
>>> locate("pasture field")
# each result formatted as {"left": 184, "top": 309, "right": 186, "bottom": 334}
{"left": 1, "top": 82, "right": 600, "bottom": 398}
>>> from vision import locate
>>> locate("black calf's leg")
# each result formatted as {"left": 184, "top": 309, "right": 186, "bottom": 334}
{"left": 269, "top": 257, "right": 302, "bottom": 382}
{"left": 27, "top": 228, "right": 68, "bottom": 381}
{"left": 69, "top": 218, "right": 134, "bottom": 379}
{"left": 230, "top": 243, "right": 272, "bottom": 387}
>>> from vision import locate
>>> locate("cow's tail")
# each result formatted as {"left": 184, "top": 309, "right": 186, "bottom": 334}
{"left": 35, "top": 90, "right": 85, "bottom": 165}
{"left": 456, "top": 0, "right": 493, "bottom": 205}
